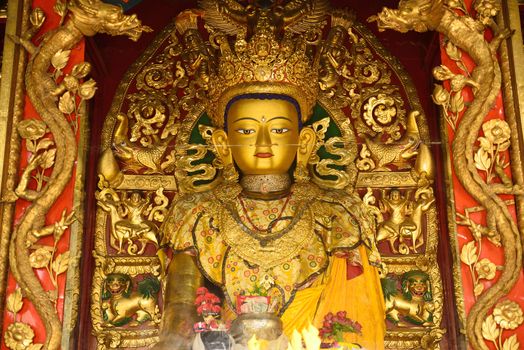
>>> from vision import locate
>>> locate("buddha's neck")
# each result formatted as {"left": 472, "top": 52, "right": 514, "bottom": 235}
{"left": 240, "top": 173, "right": 291, "bottom": 199}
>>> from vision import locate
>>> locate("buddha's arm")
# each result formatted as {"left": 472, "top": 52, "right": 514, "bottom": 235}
{"left": 157, "top": 252, "right": 204, "bottom": 348}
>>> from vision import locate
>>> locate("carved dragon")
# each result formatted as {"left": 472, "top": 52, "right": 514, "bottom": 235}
{"left": 9, "top": 1, "right": 150, "bottom": 349}
{"left": 370, "top": 1, "right": 521, "bottom": 349}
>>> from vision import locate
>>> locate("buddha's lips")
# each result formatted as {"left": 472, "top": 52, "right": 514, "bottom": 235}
{"left": 255, "top": 152, "right": 273, "bottom": 158}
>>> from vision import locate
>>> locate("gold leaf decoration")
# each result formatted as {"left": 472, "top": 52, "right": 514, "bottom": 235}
{"left": 432, "top": 65, "right": 455, "bottom": 81}
{"left": 79, "top": 79, "right": 98, "bottom": 100}
{"left": 27, "top": 344, "right": 44, "bottom": 350}
{"left": 475, "top": 258, "right": 497, "bottom": 280}
{"left": 17, "top": 119, "right": 47, "bottom": 141}
{"left": 53, "top": 0, "right": 67, "bottom": 17}
{"left": 432, "top": 84, "right": 450, "bottom": 106}
{"left": 52, "top": 251, "right": 70, "bottom": 275}
{"left": 478, "top": 136, "right": 491, "bottom": 151}
{"left": 460, "top": 241, "right": 478, "bottom": 266}
{"left": 474, "top": 283, "right": 484, "bottom": 297}
{"left": 58, "top": 91, "right": 75, "bottom": 114}
{"left": 474, "top": 148, "right": 491, "bottom": 171}
{"left": 51, "top": 49, "right": 71, "bottom": 71}
{"left": 502, "top": 335, "right": 520, "bottom": 350}
{"left": 40, "top": 149, "right": 57, "bottom": 170}
{"left": 6, "top": 289, "right": 23, "bottom": 315}
{"left": 35, "top": 138, "right": 54, "bottom": 153}
{"left": 71, "top": 62, "right": 92, "bottom": 79}
{"left": 483, "top": 119, "right": 511, "bottom": 146}
{"left": 493, "top": 300, "right": 524, "bottom": 330}
{"left": 4, "top": 322, "right": 35, "bottom": 350}
{"left": 29, "top": 8, "right": 45, "bottom": 29}
{"left": 450, "top": 91, "right": 464, "bottom": 113}
{"left": 481, "top": 315, "right": 499, "bottom": 341}
{"left": 445, "top": 41, "right": 461, "bottom": 61}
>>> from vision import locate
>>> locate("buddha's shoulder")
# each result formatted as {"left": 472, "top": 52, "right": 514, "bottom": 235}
{"left": 305, "top": 185, "right": 366, "bottom": 215}
{"left": 161, "top": 191, "right": 219, "bottom": 236}
{"left": 169, "top": 191, "right": 218, "bottom": 213}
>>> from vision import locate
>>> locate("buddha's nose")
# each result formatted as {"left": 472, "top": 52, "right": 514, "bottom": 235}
{"left": 255, "top": 126, "right": 272, "bottom": 148}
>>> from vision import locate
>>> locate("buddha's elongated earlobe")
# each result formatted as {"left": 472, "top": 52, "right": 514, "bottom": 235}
{"left": 294, "top": 127, "right": 316, "bottom": 183}
{"left": 211, "top": 129, "right": 239, "bottom": 183}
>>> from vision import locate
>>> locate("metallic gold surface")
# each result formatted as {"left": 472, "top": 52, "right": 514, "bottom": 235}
{"left": 94, "top": 2, "right": 443, "bottom": 349}
{"left": 0, "top": 0, "right": 31, "bottom": 329}
{"left": 220, "top": 99, "right": 302, "bottom": 176}
{"left": 499, "top": 0, "right": 524, "bottom": 275}
{"left": 372, "top": 1, "right": 524, "bottom": 349}
{"left": 1, "top": 1, "right": 150, "bottom": 349}
{"left": 439, "top": 107, "right": 467, "bottom": 333}
{"left": 96, "top": 187, "right": 163, "bottom": 255}
{"left": 383, "top": 270, "right": 435, "bottom": 327}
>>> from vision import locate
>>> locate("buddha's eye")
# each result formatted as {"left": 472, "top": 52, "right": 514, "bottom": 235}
{"left": 271, "top": 128, "right": 290, "bottom": 134}
{"left": 236, "top": 128, "right": 255, "bottom": 135}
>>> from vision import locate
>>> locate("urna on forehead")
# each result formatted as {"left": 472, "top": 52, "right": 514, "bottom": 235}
{"left": 224, "top": 93, "right": 303, "bottom": 130}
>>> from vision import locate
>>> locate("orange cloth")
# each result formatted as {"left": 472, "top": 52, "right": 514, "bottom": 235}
{"left": 282, "top": 246, "right": 385, "bottom": 350}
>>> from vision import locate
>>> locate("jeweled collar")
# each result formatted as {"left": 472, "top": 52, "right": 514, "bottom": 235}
{"left": 240, "top": 174, "right": 291, "bottom": 194}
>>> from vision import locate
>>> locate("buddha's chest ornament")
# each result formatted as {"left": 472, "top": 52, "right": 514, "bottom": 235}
{"left": 219, "top": 196, "right": 316, "bottom": 268}
{"left": 193, "top": 195, "right": 329, "bottom": 313}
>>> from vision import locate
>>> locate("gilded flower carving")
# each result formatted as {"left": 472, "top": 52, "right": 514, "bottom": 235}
{"left": 493, "top": 300, "right": 524, "bottom": 330}
{"left": 29, "top": 248, "right": 53, "bottom": 269}
{"left": 474, "top": 0, "right": 500, "bottom": 23}
{"left": 475, "top": 258, "right": 496, "bottom": 280}
{"left": 4, "top": 322, "right": 34, "bottom": 350}
{"left": 432, "top": 84, "right": 450, "bottom": 106}
{"left": 482, "top": 119, "right": 511, "bottom": 146}
{"left": 17, "top": 119, "right": 47, "bottom": 140}
{"left": 475, "top": 119, "right": 511, "bottom": 184}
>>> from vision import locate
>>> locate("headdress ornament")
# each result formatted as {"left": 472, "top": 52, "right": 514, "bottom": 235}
{"left": 176, "top": 1, "right": 330, "bottom": 127}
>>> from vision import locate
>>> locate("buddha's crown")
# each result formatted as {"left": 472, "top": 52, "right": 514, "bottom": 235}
{"left": 176, "top": 5, "right": 322, "bottom": 127}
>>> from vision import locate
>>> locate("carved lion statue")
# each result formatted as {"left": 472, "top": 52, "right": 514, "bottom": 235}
{"left": 381, "top": 270, "right": 434, "bottom": 327}
{"left": 101, "top": 273, "right": 161, "bottom": 327}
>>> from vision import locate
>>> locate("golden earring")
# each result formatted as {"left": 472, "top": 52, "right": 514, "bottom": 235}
{"left": 293, "top": 162, "right": 310, "bottom": 183}
{"left": 222, "top": 163, "right": 239, "bottom": 183}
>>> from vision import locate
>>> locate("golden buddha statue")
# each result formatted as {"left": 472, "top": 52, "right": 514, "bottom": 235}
{"left": 156, "top": 2, "right": 385, "bottom": 349}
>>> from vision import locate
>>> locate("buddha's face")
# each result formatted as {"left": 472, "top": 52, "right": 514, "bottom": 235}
{"left": 223, "top": 98, "right": 301, "bottom": 175}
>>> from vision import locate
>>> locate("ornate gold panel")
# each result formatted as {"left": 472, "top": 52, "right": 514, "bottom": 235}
{"left": 92, "top": 4, "right": 445, "bottom": 349}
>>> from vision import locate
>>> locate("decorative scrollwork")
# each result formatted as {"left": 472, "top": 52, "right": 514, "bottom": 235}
{"left": 6, "top": 2, "right": 150, "bottom": 349}
{"left": 371, "top": 1, "right": 523, "bottom": 349}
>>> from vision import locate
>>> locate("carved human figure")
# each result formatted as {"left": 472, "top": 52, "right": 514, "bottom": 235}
{"left": 401, "top": 185, "right": 434, "bottom": 253}
{"left": 97, "top": 189, "right": 158, "bottom": 254}
{"left": 376, "top": 189, "right": 415, "bottom": 253}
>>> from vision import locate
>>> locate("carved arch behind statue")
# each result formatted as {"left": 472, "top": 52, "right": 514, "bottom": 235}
{"left": 80, "top": 2, "right": 461, "bottom": 349}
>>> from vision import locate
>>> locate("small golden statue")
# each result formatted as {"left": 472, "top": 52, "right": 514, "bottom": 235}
{"left": 156, "top": 1, "right": 385, "bottom": 349}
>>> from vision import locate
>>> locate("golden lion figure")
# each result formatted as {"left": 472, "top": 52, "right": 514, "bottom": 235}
{"left": 101, "top": 273, "right": 161, "bottom": 327}
{"left": 381, "top": 270, "right": 434, "bottom": 327}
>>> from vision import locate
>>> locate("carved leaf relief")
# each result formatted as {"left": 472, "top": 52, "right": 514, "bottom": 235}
{"left": 460, "top": 241, "right": 477, "bottom": 266}
{"left": 6, "top": 289, "right": 23, "bottom": 315}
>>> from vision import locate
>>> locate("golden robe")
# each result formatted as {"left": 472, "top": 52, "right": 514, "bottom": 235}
{"left": 162, "top": 185, "right": 385, "bottom": 349}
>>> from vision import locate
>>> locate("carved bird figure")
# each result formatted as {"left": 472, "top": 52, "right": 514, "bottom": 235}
{"left": 113, "top": 113, "right": 173, "bottom": 173}
{"left": 363, "top": 110, "right": 421, "bottom": 170}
